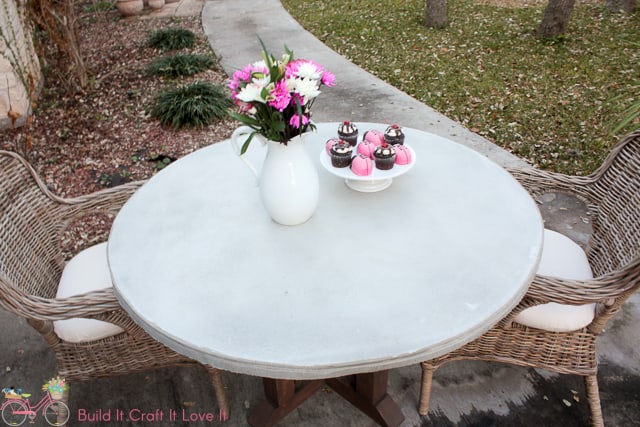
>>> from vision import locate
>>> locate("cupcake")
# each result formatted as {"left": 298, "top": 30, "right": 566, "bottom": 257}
{"left": 363, "top": 129, "right": 384, "bottom": 146}
{"left": 325, "top": 138, "right": 341, "bottom": 154}
{"left": 383, "top": 124, "right": 405, "bottom": 145}
{"left": 394, "top": 144, "right": 412, "bottom": 165}
{"left": 373, "top": 143, "right": 396, "bottom": 170}
{"left": 356, "top": 140, "right": 377, "bottom": 159}
{"left": 330, "top": 140, "right": 353, "bottom": 168}
{"left": 351, "top": 154, "right": 374, "bottom": 176}
{"left": 337, "top": 121, "right": 359, "bottom": 146}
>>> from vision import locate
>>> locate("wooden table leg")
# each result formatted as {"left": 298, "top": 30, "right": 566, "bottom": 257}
{"left": 326, "top": 371, "right": 405, "bottom": 427}
{"left": 247, "top": 378, "right": 324, "bottom": 427}
{"left": 247, "top": 371, "right": 404, "bottom": 427}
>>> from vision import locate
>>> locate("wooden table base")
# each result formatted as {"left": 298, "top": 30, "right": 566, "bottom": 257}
{"left": 247, "top": 371, "right": 404, "bottom": 427}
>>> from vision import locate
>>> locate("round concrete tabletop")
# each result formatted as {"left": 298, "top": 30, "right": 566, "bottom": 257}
{"left": 109, "top": 123, "right": 543, "bottom": 379}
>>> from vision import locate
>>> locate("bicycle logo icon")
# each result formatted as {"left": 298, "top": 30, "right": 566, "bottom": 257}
{"left": 1, "top": 386, "right": 70, "bottom": 426}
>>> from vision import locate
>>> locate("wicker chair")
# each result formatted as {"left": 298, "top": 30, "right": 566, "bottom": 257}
{"left": 418, "top": 130, "right": 640, "bottom": 427}
{"left": 0, "top": 150, "right": 229, "bottom": 418}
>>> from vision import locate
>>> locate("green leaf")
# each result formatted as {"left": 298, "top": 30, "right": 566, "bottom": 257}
{"left": 284, "top": 44, "right": 294, "bottom": 61}
{"left": 228, "top": 111, "right": 260, "bottom": 126}
{"left": 257, "top": 35, "right": 273, "bottom": 68}
{"left": 241, "top": 132, "right": 256, "bottom": 155}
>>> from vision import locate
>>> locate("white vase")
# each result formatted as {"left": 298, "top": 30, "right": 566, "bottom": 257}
{"left": 231, "top": 126, "right": 319, "bottom": 226}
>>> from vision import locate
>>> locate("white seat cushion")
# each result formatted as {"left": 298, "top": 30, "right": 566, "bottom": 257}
{"left": 53, "top": 242, "right": 124, "bottom": 343}
{"left": 514, "top": 229, "right": 595, "bottom": 332}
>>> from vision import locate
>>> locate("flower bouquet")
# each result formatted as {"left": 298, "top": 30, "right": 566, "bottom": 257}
{"left": 42, "top": 376, "right": 68, "bottom": 400}
{"left": 228, "top": 39, "right": 335, "bottom": 154}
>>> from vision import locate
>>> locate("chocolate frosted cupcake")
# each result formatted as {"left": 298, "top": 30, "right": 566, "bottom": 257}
{"left": 373, "top": 143, "right": 396, "bottom": 170}
{"left": 383, "top": 124, "right": 405, "bottom": 145}
{"left": 330, "top": 140, "right": 353, "bottom": 168}
{"left": 325, "top": 137, "right": 341, "bottom": 154}
{"left": 337, "top": 121, "right": 359, "bottom": 146}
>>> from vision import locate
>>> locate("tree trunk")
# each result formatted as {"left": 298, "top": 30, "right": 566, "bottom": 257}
{"left": 425, "top": 0, "right": 447, "bottom": 29}
{"left": 605, "top": 0, "right": 637, "bottom": 13}
{"left": 537, "top": 0, "right": 577, "bottom": 40}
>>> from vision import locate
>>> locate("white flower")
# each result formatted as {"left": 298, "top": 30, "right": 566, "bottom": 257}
{"left": 236, "top": 83, "right": 266, "bottom": 103}
{"left": 252, "top": 60, "right": 267, "bottom": 70}
{"left": 295, "top": 61, "right": 323, "bottom": 80}
{"left": 285, "top": 77, "right": 297, "bottom": 93}
{"left": 294, "top": 78, "right": 321, "bottom": 101}
{"left": 252, "top": 75, "right": 271, "bottom": 88}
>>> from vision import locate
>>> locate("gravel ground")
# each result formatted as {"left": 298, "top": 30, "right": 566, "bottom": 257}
{"left": 2, "top": 8, "right": 235, "bottom": 198}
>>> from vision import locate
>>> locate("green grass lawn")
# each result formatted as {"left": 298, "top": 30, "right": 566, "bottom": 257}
{"left": 282, "top": 0, "right": 639, "bottom": 174}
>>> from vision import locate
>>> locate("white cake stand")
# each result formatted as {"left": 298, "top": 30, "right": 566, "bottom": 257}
{"left": 319, "top": 146, "right": 416, "bottom": 192}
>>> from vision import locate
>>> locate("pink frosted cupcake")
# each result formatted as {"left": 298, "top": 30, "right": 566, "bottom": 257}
{"left": 325, "top": 138, "right": 341, "bottom": 154}
{"left": 356, "top": 140, "right": 377, "bottom": 159}
{"left": 350, "top": 154, "right": 373, "bottom": 176}
{"left": 363, "top": 129, "right": 384, "bottom": 146}
{"left": 394, "top": 144, "right": 412, "bottom": 165}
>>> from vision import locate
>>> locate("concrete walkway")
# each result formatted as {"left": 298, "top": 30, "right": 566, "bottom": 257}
{"left": 0, "top": 1, "right": 638, "bottom": 426}
{"left": 202, "top": 0, "right": 524, "bottom": 169}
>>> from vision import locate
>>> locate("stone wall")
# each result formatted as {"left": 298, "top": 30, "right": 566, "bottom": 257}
{"left": 0, "top": 0, "right": 41, "bottom": 130}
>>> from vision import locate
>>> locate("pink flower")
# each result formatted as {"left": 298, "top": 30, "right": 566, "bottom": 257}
{"left": 290, "top": 93, "right": 305, "bottom": 107}
{"left": 228, "top": 64, "right": 269, "bottom": 96}
{"left": 229, "top": 65, "right": 253, "bottom": 88}
{"left": 234, "top": 99, "right": 254, "bottom": 113}
{"left": 289, "top": 114, "right": 309, "bottom": 128}
{"left": 321, "top": 71, "right": 336, "bottom": 87}
{"left": 268, "top": 80, "right": 291, "bottom": 112}
{"left": 285, "top": 60, "right": 301, "bottom": 79}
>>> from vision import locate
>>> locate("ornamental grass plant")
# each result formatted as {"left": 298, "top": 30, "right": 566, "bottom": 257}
{"left": 282, "top": 0, "right": 640, "bottom": 175}
{"left": 150, "top": 81, "right": 232, "bottom": 129}
{"left": 147, "top": 27, "right": 196, "bottom": 52}
{"left": 145, "top": 54, "right": 215, "bottom": 78}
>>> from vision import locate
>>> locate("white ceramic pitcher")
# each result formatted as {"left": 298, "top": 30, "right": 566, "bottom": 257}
{"left": 231, "top": 126, "right": 319, "bottom": 226}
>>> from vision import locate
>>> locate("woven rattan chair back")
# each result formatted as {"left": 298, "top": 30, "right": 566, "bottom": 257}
{"left": 585, "top": 132, "right": 640, "bottom": 275}
{"left": 0, "top": 150, "right": 229, "bottom": 417}
{"left": 1, "top": 151, "right": 64, "bottom": 300}
{"left": 418, "top": 130, "right": 640, "bottom": 427}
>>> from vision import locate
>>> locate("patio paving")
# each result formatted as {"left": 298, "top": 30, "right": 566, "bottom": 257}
{"left": 1, "top": 0, "right": 638, "bottom": 426}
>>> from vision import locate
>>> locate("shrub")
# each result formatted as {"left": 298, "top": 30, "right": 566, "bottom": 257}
{"left": 147, "top": 27, "right": 196, "bottom": 52}
{"left": 145, "top": 54, "right": 215, "bottom": 78}
{"left": 149, "top": 81, "right": 232, "bottom": 129}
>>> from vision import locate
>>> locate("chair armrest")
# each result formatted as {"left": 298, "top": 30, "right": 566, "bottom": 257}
{"left": 517, "top": 268, "right": 637, "bottom": 307}
{"left": 506, "top": 166, "right": 594, "bottom": 201}
{"left": 59, "top": 180, "right": 147, "bottom": 218}
{"left": 0, "top": 286, "right": 155, "bottom": 339}
{"left": 1, "top": 287, "right": 121, "bottom": 321}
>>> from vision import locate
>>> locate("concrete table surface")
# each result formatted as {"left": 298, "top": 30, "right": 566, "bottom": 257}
{"left": 108, "top": 123, "right": 543, "bottom": 381}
